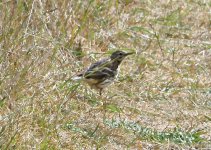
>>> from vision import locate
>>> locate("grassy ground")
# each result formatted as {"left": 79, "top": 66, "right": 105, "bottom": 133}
{"left": 0, "top": 0, "right": 211, "bottom": 149}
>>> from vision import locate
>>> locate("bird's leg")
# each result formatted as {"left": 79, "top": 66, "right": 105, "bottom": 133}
{"left": 99, "top": 88, "right": 102, "bottom": 96}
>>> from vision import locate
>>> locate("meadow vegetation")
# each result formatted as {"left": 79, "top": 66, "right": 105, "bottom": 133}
{"left": 0, "top": 0, "right": 211, "bottom": 149}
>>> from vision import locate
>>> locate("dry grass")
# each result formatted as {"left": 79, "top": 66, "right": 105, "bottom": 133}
{"left": 0, "top": 0, "right": 211, "bottom": 149}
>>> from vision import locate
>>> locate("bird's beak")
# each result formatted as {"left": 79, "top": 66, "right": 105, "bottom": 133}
{"left": 125, "top": 52, "right": 134, "bottom": 56}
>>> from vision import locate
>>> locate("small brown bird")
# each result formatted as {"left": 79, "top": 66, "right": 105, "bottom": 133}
{"left": 74, "top": 51, "right": 134, "bottom": 95}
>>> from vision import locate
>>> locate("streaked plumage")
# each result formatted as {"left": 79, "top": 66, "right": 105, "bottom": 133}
{"left": 76, "top": 51, "right": 133, "bottom": 95}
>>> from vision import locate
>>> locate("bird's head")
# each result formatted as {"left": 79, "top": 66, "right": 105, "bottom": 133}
{"left": 110, "top": 51, "right": 134, "bottom": 61}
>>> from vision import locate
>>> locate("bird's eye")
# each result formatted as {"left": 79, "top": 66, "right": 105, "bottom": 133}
{"left": 119, "top": 53, "right": 123, "bottom": 55}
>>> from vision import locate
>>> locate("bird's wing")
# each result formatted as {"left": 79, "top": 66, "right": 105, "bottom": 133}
{"left": 84, "top": 58, "right": 115, "bottom": 80}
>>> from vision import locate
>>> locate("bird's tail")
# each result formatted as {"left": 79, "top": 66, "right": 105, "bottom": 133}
{"left": 71, "top": 73, "right": 83, "bottom": 81}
